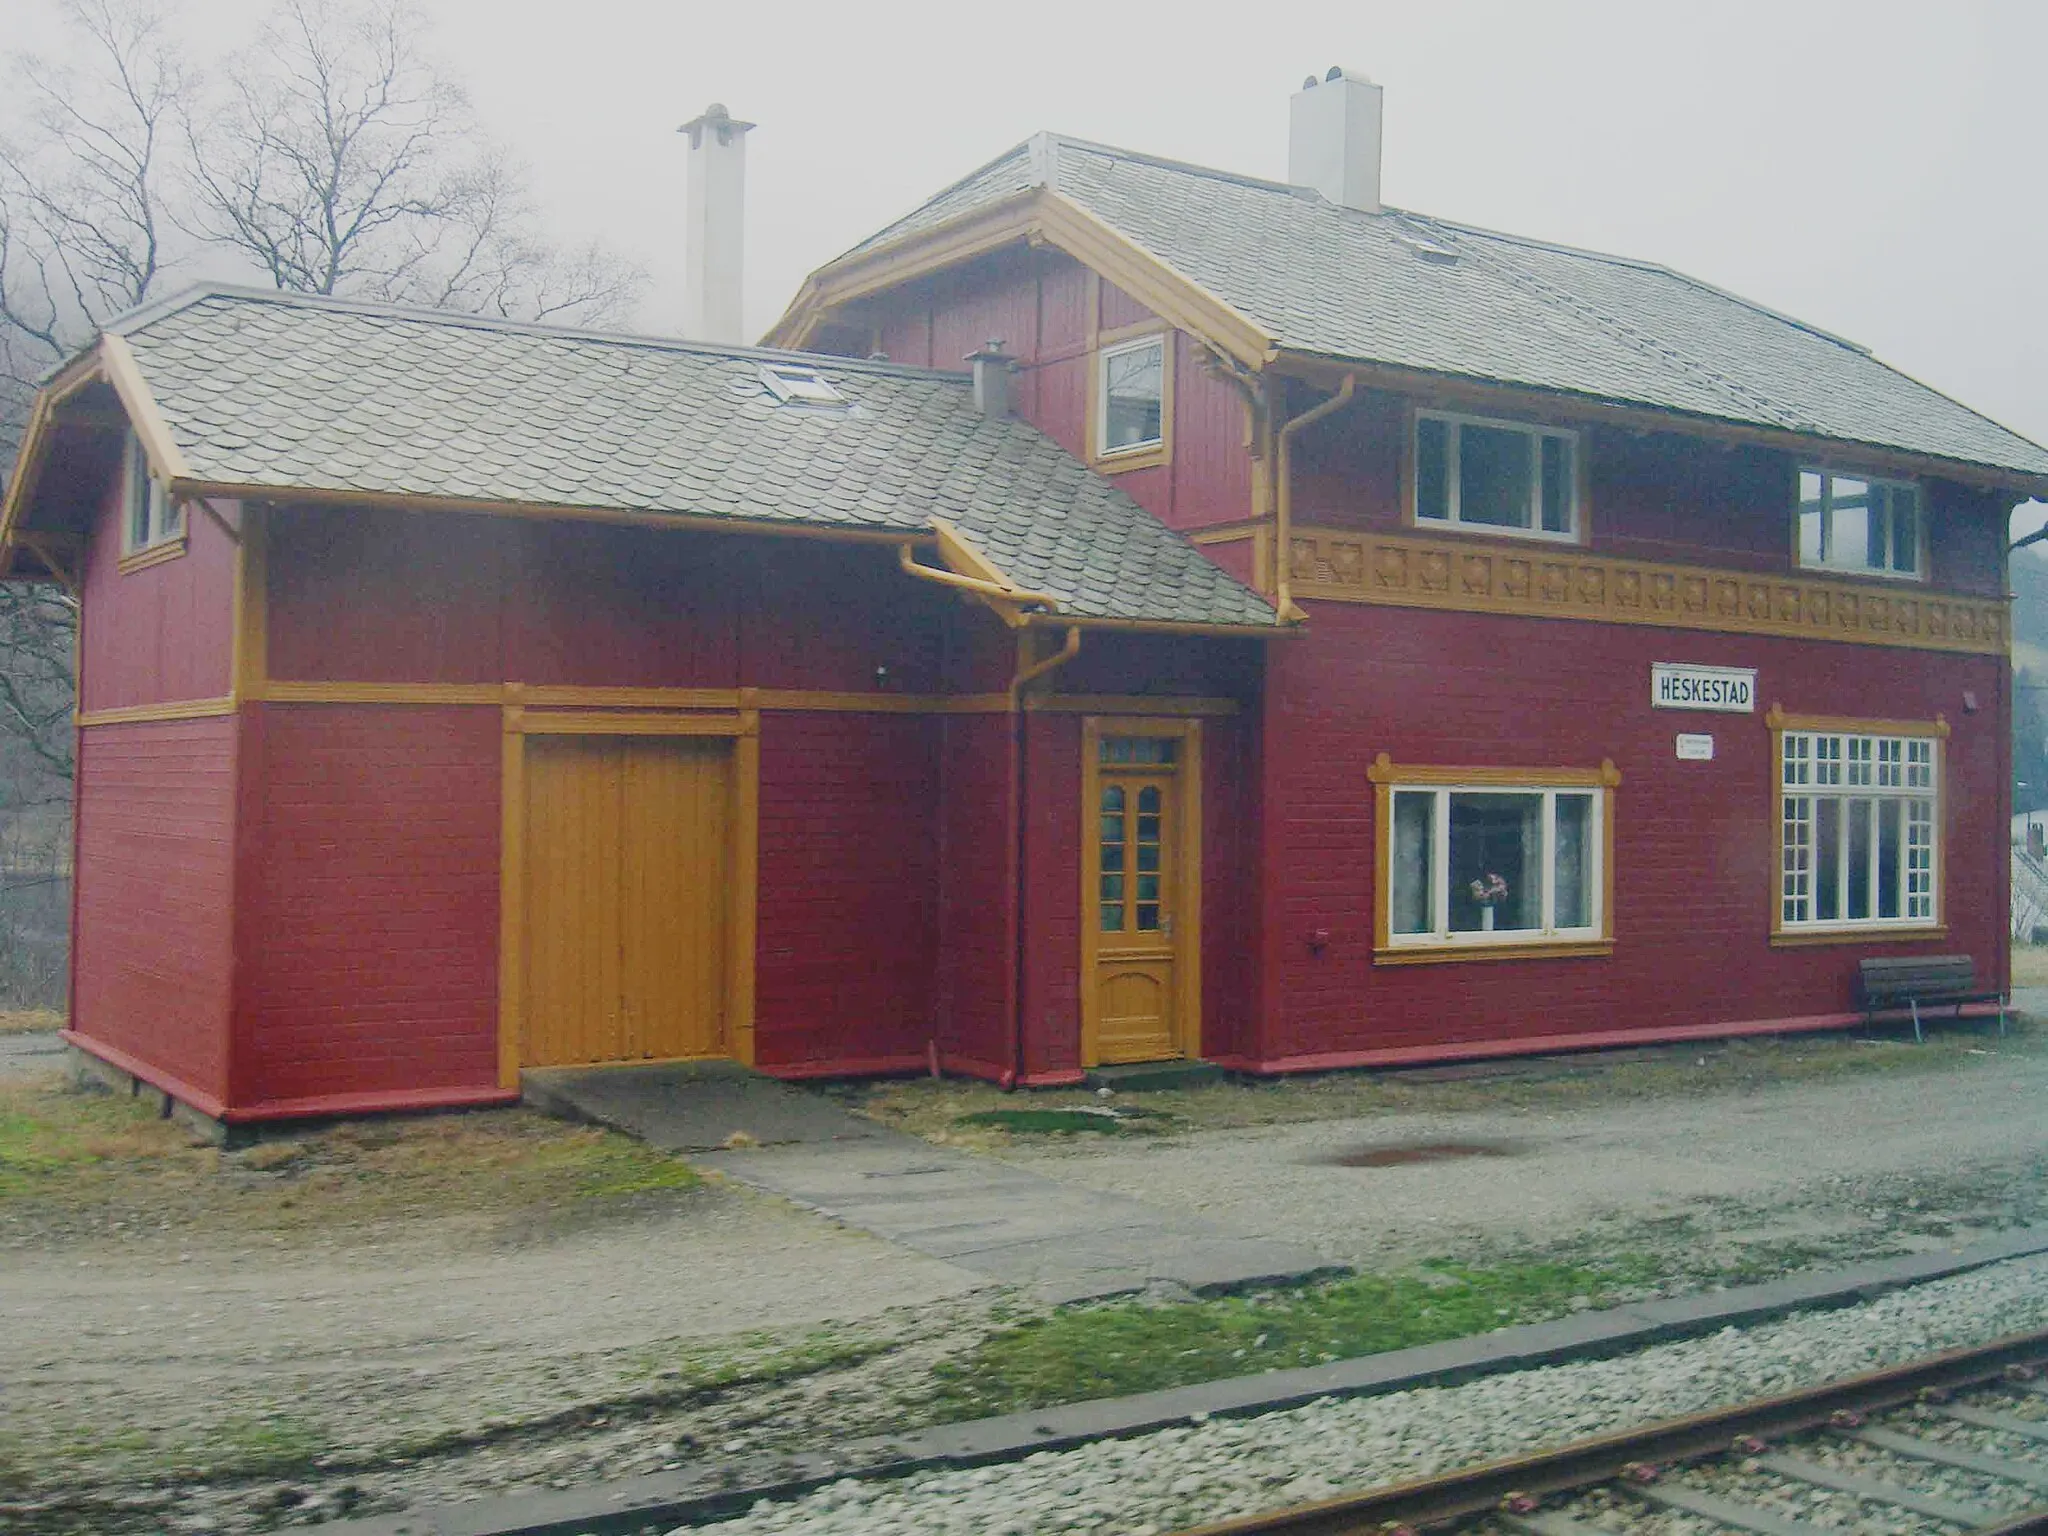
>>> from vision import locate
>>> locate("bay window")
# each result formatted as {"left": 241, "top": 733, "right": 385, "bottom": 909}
{"left": 1373, "top": 759, "right": 1616, "bottom": 960}
{"left": 1779, "top": 722, "right": 1939, "bottom": 933}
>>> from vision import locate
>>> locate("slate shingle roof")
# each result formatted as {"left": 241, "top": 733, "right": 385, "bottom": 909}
{"left": 839, "top": 135, "right": 2048, "bottom": 483}
{"left": 110, "top": 287, "right": 1278, "bottom": 629}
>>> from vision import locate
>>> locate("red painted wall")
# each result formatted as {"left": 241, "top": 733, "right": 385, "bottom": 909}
{"left": 232, "top": 705, "right": 501, "bottom": 1113}
{"left": 755, "top": 712, "right": 939, "bottom": 1071}
{"left": 860, "top": 249, "right": 1252, "bottom": 537}
{"left": 933, "top": 713, "right": 1015, "bottom": 1077}
{"left": 70, "top": 719, "right": 237, "bottom": 1110}
{"left": 1248, "top": 601, "right": 2009, "bottom": 1067}
{"left": 77, "top": 483, "right": 237, "bottom": 711}
{"left": 1019, "top": 712, "right": 1083, "bottom": 1080}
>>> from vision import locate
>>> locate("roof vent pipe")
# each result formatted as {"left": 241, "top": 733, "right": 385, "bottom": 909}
{"left": 967, "top": 340, "right": 1014, "bottom": 419}
{"left": 1288, "top": 67, "right": 1383, "bottom": 214}
{"left": 679, "top": 102, "right": 754, "bottom": 344}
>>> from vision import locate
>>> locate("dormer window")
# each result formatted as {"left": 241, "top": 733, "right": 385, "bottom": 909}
{"left": 1414, "top": 410, "right": 1578, "bottom": 541}
{"left": 1796, "top": 468, "right": 1921, "bottom": 579}
{"left": 121, "top": 432, "right": 182, "bottom": 554}
{"left": 1097, "top": 335, "right": 1167, "bottom": 458}
{"left": 758, "top": 362, "right": 844, "bottom": 406}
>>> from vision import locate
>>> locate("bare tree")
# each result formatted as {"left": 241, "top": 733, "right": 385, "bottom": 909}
{"left": 0, "top": 0, "right": 185, "bottom": 471}
{"left": 186, "top": 0, "right": 641, "bottom": 323}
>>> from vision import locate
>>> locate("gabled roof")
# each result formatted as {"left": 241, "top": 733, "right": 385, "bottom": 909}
{"left": 10, "top": 286, "right": 1277, "bottom": 630}
{"left": 780, "top": 133, "right": 2048, "bottom": 488}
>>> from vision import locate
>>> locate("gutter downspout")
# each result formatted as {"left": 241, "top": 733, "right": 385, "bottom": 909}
{"left": 1274, "top": 374, "right": 1356, "bottom": 622}
{"left": 1007, "top": 625, "right": 1082, "bottom": 1088}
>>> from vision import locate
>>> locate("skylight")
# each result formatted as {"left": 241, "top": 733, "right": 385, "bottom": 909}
{"left": 759, "top": 362, "right": 844, "bottom": 405}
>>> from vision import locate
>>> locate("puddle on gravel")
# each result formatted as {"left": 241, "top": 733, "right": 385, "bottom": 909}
{"left": 1318, "top": 1140, "right": 1520, "bottom": 1168}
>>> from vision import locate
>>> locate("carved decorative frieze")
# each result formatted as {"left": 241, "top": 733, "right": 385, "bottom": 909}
{"left": 1286, "top": 528, "right": 2007, "bottom": 656}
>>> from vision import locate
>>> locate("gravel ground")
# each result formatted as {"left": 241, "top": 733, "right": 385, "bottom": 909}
{"left": 686, "top": 1253, "right": 2048, "bottom": 1536}
{"left": 998, "top": 1049, "right": 2048, "bottom": 1270}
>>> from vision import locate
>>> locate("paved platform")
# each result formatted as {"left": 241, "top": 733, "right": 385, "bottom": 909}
{"left": 521, "top": 1059, "right": 888, "bottom": 1151}
{"left": 525, "top": 1061, "right": 1336, "bottom": 1303}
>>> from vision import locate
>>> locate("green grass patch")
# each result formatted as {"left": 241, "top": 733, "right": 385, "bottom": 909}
{"left": 954, "top": 1107, "right": 1168, "bottom": 1136}
{"left": 925, "top": 1254, "right": 1664, "bottom": 1418}
{"left": 0, "top": 1082, "right": 205, "bottom": 1198}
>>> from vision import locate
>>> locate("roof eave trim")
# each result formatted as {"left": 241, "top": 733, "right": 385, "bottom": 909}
{"left": 0, "top": 344, "right": 112, "bottom": 572}
{"left": 1272, "top": 349, "right": 2048, "bottom": 500}
{"left": 1020, "top": 612, "right": 1286, "bottom": 638}
{"left": 764, "top": 187, "right": 1276, "bottom": 371}
{"left": 160, "top": 477, "right": 947, "bottom": 546}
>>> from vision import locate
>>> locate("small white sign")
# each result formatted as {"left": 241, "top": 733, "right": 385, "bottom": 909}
{"left": 1676, "top": 733, "right": 1716, "bottom": 761}
{"left": 1651, "top": 662, "right": 1756, "bottom": 713}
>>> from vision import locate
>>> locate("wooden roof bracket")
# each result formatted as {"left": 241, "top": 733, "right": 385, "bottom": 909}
{"left": 897, "top": 519, "right": 1061, "bottom": 628}
{"left": 1275, "top": 373, "right": 1357, "bottom": 622}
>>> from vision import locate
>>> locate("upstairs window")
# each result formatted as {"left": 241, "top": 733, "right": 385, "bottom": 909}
{"left": 121, "top": 432, "right": 182, "bottom": 554}
{"left": 1797, "top": 468, "right": 1920, "bottom": 578}
{"left": 1414, "top": 410, "right": 1578, "bottom": 540}
{"left": 1097, "top": 335, "right": 1166, "bottom": 457}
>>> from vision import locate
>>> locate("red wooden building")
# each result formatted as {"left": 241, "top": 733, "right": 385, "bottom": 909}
{"left": 5, "top": 75, "right": 2045, "bottom": 1126}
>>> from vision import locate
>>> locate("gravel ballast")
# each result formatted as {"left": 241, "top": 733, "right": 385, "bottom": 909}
{"left": 685, "top": 1253, "right": 2048, "bottom": 1536}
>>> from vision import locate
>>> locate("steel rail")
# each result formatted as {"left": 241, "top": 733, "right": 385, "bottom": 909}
{"left": 1172, "top": 1327, "right": 2048, "bottom": 1536}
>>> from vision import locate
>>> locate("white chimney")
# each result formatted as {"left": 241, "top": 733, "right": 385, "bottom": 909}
{"left": 1288, "top": 67, "right": 1383, "bottom": 214}
{"left": 679, "top": 102, "right": 754, "bottom": 344}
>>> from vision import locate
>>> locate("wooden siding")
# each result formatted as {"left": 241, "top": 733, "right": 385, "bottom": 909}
{"left": 1285, "top": 387, "right": 2013, "bottom": 599}
{"left": 70, "top": 719, "right": 237, "bottom": 1109}
{"left": 754, "top": 712, "right": 938, "bottom": 1071}
{"left": 1244, "top": 600, "right": 2009, "bottom": 1068}
{"left": 233, "top": 705, "right": 501, "bottom": 1110}
{"left": 77, "top": 481, "right": 237, "bottom": 712}
{"left": 266, "top": 510, "right": 951, "bottom": 695}
{"left": 1019, "top": 712, "right": 1084, "bottom": 1081}
{"left": 933, "top": 712, "right": 1015, "bottom": 1077}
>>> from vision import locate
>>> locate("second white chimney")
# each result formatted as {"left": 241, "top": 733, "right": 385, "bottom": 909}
{"left": 680, "top": 102, "right": 753, "bottom": 344}
{"left": 1288, "top": 68, "right": 1383, "bottom": 214}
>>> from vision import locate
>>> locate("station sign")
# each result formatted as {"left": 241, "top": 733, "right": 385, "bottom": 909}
{"left": 1651, "top": 662, "right": 1756, "bottom": 714}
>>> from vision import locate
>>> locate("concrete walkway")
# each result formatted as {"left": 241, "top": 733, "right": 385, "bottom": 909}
{"left": 525, "top": 1062, "right": 1337, "bottom": 1304}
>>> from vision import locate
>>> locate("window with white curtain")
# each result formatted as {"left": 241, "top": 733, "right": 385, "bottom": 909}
{"left": 1386, "top": 782, "right": 1604, "bottom": 949}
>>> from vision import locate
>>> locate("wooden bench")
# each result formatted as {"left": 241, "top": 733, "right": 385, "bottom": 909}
{"left": 1857, "top": 955, "right": 2005, "bottom": 1043}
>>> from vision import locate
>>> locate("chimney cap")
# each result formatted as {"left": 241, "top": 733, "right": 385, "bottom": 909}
{"left": 679, "top": 102, "right": 756, "bottom": 148}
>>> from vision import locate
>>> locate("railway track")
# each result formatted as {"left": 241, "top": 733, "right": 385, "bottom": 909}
{"left": 1177, "top": 1328, "right": 2048, "bottom": 1536}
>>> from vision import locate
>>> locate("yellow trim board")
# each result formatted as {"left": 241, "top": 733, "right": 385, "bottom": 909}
{"left": 1288, "top": 525, "right": 2009, "bottom": 656}
{"left": 99, "top": 333, "right": 191, "bottom": 485}
{"left": 77, "top": 696, "right": 239, "bottom": 727}
{"left": 766, "top": 186, "right": 1274, "bottom": 371}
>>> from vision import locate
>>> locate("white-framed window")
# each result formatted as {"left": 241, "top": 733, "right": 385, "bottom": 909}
{"left": 1414, "top": 409, "right": 1578, "bottom": 540}
{"left": 1097, "top": 335, "right": 1166, "bottom": 457}
{"left": 1780, "top": 728, "right": 1937, "bottom": 929}
{"left": 1796, "top": 468, "right": 1921, "bottom": 578}
{"left": 121, "top": 431, "right": 182, "bottom": 553}
{"left": 1386, "top": 781, "right": 1606, "bottom": 949}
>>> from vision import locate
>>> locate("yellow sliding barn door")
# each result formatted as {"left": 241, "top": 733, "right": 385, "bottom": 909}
{"left": 521, "top": 735, "right": 732, "bottom": 1067}
{"left": 1083, "top": 722, "right": 1201, "bottom": 1067}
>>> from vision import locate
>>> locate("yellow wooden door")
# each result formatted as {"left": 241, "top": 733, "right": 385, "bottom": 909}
{"left": 522, "top": 735, "right": 731, "bottom": 1067}
{"left": 1091, "top": 761, "right": 1181, "bottom": 1064}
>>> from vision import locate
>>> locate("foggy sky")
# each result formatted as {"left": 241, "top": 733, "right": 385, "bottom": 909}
{"left": 14, "top": 0, "right": 2046, "bottom": 529}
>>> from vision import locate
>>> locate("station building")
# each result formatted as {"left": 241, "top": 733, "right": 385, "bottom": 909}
{"left": 3, "top": 75, "right": 2041, "bottom": 1124}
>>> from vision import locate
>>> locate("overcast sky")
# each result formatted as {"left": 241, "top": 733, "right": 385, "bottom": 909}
{"left": 16, "top": 0, "right": 2048, "bottom": 531}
